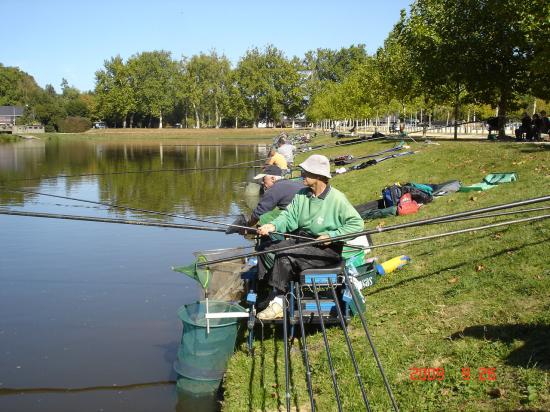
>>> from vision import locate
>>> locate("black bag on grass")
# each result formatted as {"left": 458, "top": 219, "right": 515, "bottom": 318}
{"left": 401, "top": 184, "right": 433, "bottom": 204}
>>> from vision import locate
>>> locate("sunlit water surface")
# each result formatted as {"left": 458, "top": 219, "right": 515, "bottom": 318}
{"left": 0, "top": 137, "right": 267, "bottom": 412}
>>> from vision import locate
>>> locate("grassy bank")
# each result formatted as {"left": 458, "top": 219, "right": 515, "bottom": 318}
{"left": 37, "top": 127, "right": 294, "bottom": 145}
{"left": 223, "top": 139, "right": 550, "bottom": 411}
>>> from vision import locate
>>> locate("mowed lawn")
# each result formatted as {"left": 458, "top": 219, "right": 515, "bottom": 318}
{"left": 223, "top": 138, "right": 550, "bottom": 411}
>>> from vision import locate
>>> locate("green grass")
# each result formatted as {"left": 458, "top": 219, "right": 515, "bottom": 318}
{"left": 223, "top": 138, "right": 550, "bottom": 411}
{"left": 0, "top": 134, "right": 20, "bottom": 143}
{"left": 44, "top": 127, "right": 287, "bottom": 144}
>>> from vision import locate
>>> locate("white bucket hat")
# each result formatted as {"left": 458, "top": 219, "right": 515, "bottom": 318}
{"left": 299, "top": 154, "right": 332, "bottom": 179}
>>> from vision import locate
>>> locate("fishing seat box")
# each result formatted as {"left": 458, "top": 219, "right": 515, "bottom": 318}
{"left": 299, "top": 262, "right": 345, "bottom": 285}
{"left": 300, "top": 299, "right": 337, "bottom": 316}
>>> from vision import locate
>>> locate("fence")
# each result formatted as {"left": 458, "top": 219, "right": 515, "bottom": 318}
{"left": 313, "top": 119, "right": 515, "bottom": 136}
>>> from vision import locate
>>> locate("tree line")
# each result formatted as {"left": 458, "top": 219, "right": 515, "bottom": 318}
{"left": 1, "top": 0, "right": 548, "bottom": 134}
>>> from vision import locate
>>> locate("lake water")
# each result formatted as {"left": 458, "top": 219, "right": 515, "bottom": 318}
{"left": 0, "top": 137, "right": 267, "bottom": 412}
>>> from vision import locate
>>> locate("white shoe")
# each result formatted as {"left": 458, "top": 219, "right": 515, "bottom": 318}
{"left": 257, "top": 296, "right": 284, "bottom": 320}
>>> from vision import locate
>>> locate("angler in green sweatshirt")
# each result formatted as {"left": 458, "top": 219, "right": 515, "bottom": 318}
{"left": 255, "top": 154, "right": 364, "bottom": 320}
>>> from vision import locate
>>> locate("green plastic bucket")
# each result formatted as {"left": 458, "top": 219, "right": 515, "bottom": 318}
{"left": 174, "top": 300, "right": 246, "bottom": 392}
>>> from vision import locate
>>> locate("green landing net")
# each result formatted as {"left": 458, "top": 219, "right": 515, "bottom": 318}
{"left": 173, "top": 248, "right": 250, "bottom": 295}
{"left": 173, "top": 254, "right": 211, "bottom": 290}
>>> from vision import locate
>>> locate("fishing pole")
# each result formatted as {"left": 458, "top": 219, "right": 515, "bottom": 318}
{"left": 197, "top": 196, "right": 550, "bottom": 266}
{"left": 0, "top": 210, "right": 227, "bottom": 232}
{"left": 328, "top": 278, "right": 372, "bottom": 411}
{"left": 0, "top": 187, "right": 221, "bottom": 228}
{"left": 202, "top": 213, "right": 550, "bottom": 266}
{"left": 330, "top": 142, "right": 404, "bottom": 163}
{"left": 342, "top": 270, "right": 400, "bottom": 412}
{"left": 0, "top": 187, "right": 363, "bottom": 249}
{"left": 0, "top": 380, "right": 176, "bottom": 395}
{"left": 6, "top": 163, "right": 265, "bottom": 183}
{"left": 424, "top": 206, "right": 550, "bottom": 225}
{"left": 282, "top": 297, "right": 291, "bottom": 412}
{"left": 300, "top": 135, "right": 388, "bottom": 154}
{"left": 312, "top": 278, "right": 343, "bottom": 412}
{"left": 294, "top": 282, "right": 317, "bottom": 411}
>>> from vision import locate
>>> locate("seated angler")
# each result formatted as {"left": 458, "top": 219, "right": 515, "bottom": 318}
{"left": 255, "top": 154, "right": 364, "bottom": 320}
{"left": 248, "top": 165, "right": 303, "bottom": 227}
{"left": 264, "top": 148, "right": 288, "bottom": 172}
{"left": 276, "top": 137, "right": 297, "bottom": 169}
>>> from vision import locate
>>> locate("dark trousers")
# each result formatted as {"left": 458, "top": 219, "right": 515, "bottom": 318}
{"left": 257, "top": 238, "right": 343, "bottom": 292}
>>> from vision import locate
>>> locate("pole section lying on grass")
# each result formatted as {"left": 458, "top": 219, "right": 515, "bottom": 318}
{"left": 342, "top": 270, "right": 400, "bottom": 412}
{"left": 282, "top": 297, "right": 291, "bottom": 412}
{"left": 295, "top": 282, "right": 316, "bottom": 411}
{"left": 328, "top": 278, "right": 372, "bottom": 411}
{"left": 312, "top": 279, "right": 343, "bottom": 412}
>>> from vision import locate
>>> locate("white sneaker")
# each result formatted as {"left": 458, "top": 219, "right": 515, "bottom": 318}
{"left": 257, "top": 296, "right": 284, "bottom": 320}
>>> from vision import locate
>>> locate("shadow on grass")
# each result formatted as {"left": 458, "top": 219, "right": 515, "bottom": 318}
{"left": 366, "top": 237, "right": 548, "bottom": 296}
{"left": 449, "top": 323, "right": 550, "bottom": 370}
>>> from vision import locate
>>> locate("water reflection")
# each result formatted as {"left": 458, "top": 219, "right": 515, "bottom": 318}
{"left": 0, "top": 139, "right": 265, "bottom": 219}
{"left": 0, "top": 137, "right": 264, "bottom": 412}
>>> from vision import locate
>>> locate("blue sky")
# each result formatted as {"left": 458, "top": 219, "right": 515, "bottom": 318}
{"left": 4, "top": 0, "right": 411, "bottom": 92}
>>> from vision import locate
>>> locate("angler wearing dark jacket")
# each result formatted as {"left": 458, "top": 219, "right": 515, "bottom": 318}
{"left": 249, "top": 165, "right": 303, "bottom": 226}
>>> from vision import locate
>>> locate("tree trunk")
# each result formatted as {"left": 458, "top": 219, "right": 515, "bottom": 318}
{"left": 214, "top": 98, "right": 220, "bottom": 129}
{"left": 159, "top": 110, "right": 163, "bottom": 129}
{"left": 235, "top": 116, "right": 238, "bottom": 129}
{"left": 193, "top": 104, "right": 200, "bottom": 129}
{"left": 123, "top": 116, "right": 127, "bottom": 128}
{"left": 129, "top": 113, "right": 134, "bottom": 128}
{"left": 453, "top": 86, "right": 460, "bottom": 140}
{"left": 148, "top": 116, "right": 152, "bottom": 128}
{"left": 497, "top": 92, "right": 507, "bottom": 138}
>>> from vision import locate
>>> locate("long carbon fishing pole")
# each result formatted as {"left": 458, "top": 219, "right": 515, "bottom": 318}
{"left": 282, "top": 297, "right": 291, "bottom": 412}
{"left": 0, "top": 380, "right": 176, "bottom": 395}
{"left": 342, "top": 270, "right": 399, "bottom": 411}
{"left": 312, "top": 279, "right": 343, "bottom": 412}
{"left": 0, "top": 187, "right": 363, "bottom": 249}
{"left": 328, "top": 278, "right": 371, "bottom": 411}
{"left": 6, "top": 163, "right": 264, "bottom": 183}
{"left": 205, "top": 214, "right": 550, "bottom": 265}
{"left": 301, "top": 135, "right": 388, "bottom": 154}
{"left": 197, "top": 196, "right": 550, "bottom": 266}
{"left": 0, "top": 210, "right": 227, "bottom": 232}
{"left": 330, "top": 142, "right": 404, "bottom": 163}
{"left": 295, "top": 282, "right": 316, "bottom": 411}
{"left": 425, "top": 206, "right": 550, "bottom": 225}
{"left": 0, "top": 187, "right": 222, "bottom": 228}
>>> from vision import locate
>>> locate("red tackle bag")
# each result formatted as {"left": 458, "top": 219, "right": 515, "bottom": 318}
{"left": 397, "top": 193, "right": 419, "bottom": 215}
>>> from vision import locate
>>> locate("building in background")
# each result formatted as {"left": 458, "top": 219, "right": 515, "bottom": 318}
{"left": 0, "top": 106, "right": 24, "bottom": 125}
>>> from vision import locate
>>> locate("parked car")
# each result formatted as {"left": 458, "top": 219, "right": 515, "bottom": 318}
{"left": 93, "top": 121, "right": 106, "bottom": 129}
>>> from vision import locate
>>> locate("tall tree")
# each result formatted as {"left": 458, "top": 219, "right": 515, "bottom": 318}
{"left": 404, "top": 0, "right": 547, "bottom": 137}
{"left": 127, "top": 51, "right": 178, "bottom": 128}
{"left": 180, "top": 51, "right": 232, "bottom": 128}
{"left": 95, "top": 56, "right": 136, "bottom": 127}
{"left": 234, "top": 45, "right": 303, "bottom": 127}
